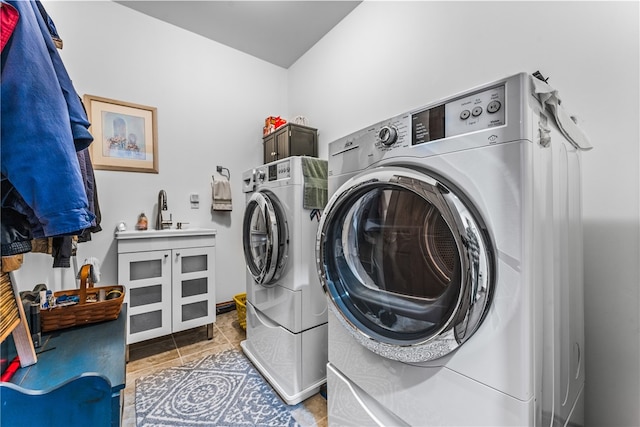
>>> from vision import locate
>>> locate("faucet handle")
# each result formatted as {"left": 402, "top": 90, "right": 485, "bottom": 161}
{"left": 176, "top": 222, "right": 189, "bottom": 230}
{"left": 160, "top": 212, "right": 173, "bottom": 229}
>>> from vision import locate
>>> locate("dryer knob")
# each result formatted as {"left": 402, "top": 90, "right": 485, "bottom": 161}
{"left": 379, "top": 126, "right": 398, "bottom": 146}
{"left": 257, "top": 170, "right": 266, "bottom": 183}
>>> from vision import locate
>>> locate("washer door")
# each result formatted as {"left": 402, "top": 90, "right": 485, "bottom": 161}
{"left": 243, "top": 191, "right": 289, "bottom": 286}
{"left": 317, "top": 166, "right": 494, "bottom": 362}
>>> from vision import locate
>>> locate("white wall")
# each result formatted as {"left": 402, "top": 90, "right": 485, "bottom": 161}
{"left": 288, "top": 1, "right": 639, "bottom": 426}
{"left": 15, "top": 0, "right": 288, "bottom": 303}
{"left": 11, "top": 1, "right": 639, "bottom": 425}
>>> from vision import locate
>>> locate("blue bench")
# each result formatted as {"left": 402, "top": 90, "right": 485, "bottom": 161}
{"left": 2, "top": 305, "right": 126, "bottom": 426}
{"left": 1, "top": 373, "right": 112, "bottom": 427}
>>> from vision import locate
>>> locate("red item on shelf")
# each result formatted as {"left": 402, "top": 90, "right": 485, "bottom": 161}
{"left": 274, "top": 118, "right": 287, "bottom": 129}
{"left": 264, "top": 116, "right": 288, "bottom": 135}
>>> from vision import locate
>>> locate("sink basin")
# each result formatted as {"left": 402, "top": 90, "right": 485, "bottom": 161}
{"left": 115, "top": 227, "right": 216, "bottom": 240}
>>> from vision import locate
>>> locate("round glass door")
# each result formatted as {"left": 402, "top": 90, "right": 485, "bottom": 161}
{"left": 243, "top": 191, "right": 288, "bottom": 285}
{"left": 317, "top": 167, "right": 494, "bottom": 362}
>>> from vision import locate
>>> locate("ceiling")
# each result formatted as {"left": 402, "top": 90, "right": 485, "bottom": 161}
{"left": 116, "top": 1, "right": 362, "bottom": 69}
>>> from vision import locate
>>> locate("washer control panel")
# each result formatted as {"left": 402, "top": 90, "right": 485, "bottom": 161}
{"left": 367, "top": 85, "right": 506, "bottom": 151}
{"left": 443, "top": 85, "right": 505, "bottom": 139}
{"left": 329, "top": 83, "right": 509, "bottom": 161}
{"left": 268, "top": 158, "right": 291, "bottom": 181}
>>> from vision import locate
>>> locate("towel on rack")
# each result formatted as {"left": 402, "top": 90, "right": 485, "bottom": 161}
{"left": 211, "top": 176, "right": 232, "bottom": 211}
{"left": 301, "top": 157, "right": 328, "bottom": 210}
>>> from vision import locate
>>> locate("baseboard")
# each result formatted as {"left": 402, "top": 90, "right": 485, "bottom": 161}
{"left": 216, "top": 300, "right": 236, "bottom": 314}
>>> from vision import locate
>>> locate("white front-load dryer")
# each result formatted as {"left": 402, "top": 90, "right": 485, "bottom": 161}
{"left": 241, "top": 156, "right": 329, "bottom": 405}
{"left": 316, "top": 73, "right": 589, "bottom": 426}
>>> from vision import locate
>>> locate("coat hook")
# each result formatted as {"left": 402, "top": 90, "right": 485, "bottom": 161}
{"left": 216, "top": 166, "right": 230, "bottom": 180}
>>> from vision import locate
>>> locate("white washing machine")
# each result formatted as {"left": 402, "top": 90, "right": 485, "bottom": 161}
{"left": 241, "top": 155, "right": 328, "bottom": 405}
{"left": 316, "top": 73, "right": 591, "bottom": 426}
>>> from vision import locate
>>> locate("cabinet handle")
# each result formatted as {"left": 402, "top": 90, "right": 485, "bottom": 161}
{"left": 271, "top": 152, "right": 276, "bottom": 156}
{"left": 175, "top": 252, "right": 180, "bottom": 257}
{"left": 164, "top": 254, "right": 168, "bottom": 258}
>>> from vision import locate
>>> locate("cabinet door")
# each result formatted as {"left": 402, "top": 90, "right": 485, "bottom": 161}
{"left": 171, "top": 246, "right": 216, "bottom": 333}
{"left": 275, "top": 126, "right": 290, "bottom": 160}
{"left": 118, "top": 250, "right": 172, "bottom": 344}
{"left": 289, "top": 125, "right": 317, "bottom": 157}
{"left": 263, "top": 133, "right": 276, "bottom": 164}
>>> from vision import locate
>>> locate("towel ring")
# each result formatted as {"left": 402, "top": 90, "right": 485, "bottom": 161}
{"left": 216, "top": 166, "right": 230, "bottom": 180}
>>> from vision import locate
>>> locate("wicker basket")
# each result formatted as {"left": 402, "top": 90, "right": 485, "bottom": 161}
{"left": 40, "top": 265, "right": 125, "bottom": 333}
{"left": 233, "top": 293, "right": 247, "bottom": 330}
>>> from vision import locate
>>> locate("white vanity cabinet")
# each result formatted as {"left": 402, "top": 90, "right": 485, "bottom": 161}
{"left": 116, "top": 229, "right": 216, "bottom": 345}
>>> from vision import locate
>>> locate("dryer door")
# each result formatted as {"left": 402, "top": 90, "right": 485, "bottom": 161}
{"left": 243, "top": 191, "right": 289, "bottom": 286}
{"left": 317, "top": 166, "right": 494, "bottom": 362}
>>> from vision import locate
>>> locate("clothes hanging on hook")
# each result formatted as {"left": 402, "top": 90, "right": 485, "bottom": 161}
{"left": 1, "top": 0, "right": 98, "bottom": 257}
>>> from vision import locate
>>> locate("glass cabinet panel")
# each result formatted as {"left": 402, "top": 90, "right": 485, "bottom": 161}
{"left": 130, "top": 285, "right": 162, "bottom": 308}
{"left": 182, "top": 301, "right": 208, "bottom": 322}
{"left": 181, "top": 254, "right": 207, "bottom": 274}
{"left": 130, "top": 259, "right": 162, "bottom": 281}
{"left": 182, "top": 278, "right": 208, "bottom": 298}
{"left": 130, "top": 310, "right": 163, "bottom": 335}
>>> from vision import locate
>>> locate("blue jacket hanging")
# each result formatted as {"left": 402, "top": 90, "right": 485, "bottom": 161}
{"left": 1, "top": 0, "right": 95, "bottom": 239}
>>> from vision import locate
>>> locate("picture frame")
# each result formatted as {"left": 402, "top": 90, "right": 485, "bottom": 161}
{"left": 84, "top": 95, "right": 158, "bottom": 173}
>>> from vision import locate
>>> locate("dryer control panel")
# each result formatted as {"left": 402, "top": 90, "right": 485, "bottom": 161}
{"left": 411, "top": 85, "right": 506, "bottom": 146}
{"left": 442, "top": 85, "right": 505, "bottom": 139}
{"left": 268, "top": 158, "right": 291, "bottom": 181}
{"left": 331, "top": 84, "right": 507, "bottom": 157}
{"left": 328, "top": 73, "right": 529, "bottom": 175}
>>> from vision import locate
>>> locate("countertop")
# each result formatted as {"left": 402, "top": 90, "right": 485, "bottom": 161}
{"left": 115, "top": 228, "right": 217, "bottom": 240}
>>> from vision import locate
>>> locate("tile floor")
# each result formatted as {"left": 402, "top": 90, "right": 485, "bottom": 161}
{"left": 122, "top": 309, "right": 328, "bottom": 426}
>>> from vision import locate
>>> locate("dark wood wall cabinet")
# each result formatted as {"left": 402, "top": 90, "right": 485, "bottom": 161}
{"left": 263, "top": 123, "right": 317, "bottom": 164}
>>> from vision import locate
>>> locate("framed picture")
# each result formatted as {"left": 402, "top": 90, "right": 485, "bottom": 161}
{"left": 84, "top": 95, "right": 158, "bottom": 173}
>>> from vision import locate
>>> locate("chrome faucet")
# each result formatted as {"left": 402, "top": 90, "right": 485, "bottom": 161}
{"left": 156, "top": 190, "right": 172, "bottom": 229}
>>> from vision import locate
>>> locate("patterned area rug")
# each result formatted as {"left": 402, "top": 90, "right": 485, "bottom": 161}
{"left": 136, "top": 349, "right": 315, "bottom": 427}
